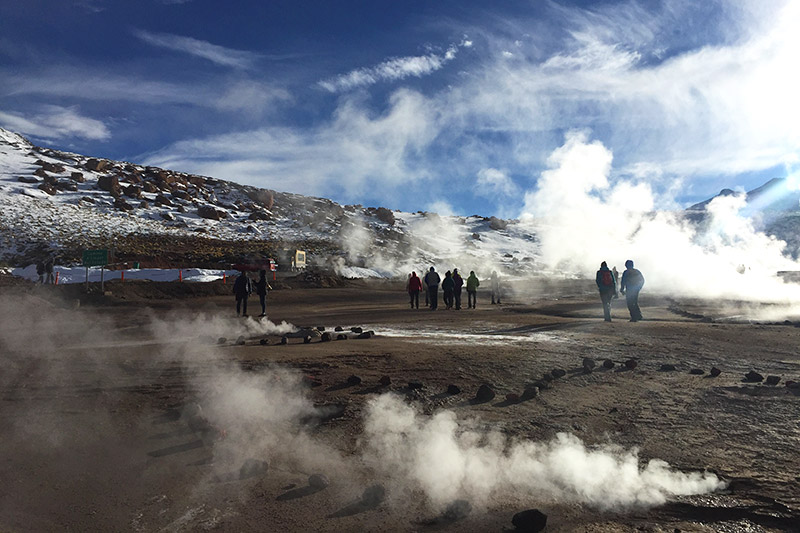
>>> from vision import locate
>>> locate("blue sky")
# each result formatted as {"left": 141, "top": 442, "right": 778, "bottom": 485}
{"left": 1, "top": 0, "right": 798, "bottom": 217}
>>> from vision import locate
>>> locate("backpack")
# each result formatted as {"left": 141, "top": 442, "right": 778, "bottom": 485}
{"left": 600, "top": 270, "right": 614, "bottom": 287}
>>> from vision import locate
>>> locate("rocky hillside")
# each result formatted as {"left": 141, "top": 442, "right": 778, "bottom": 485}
{"left": 0, "top": 129, "right": 539, "bottom": 274}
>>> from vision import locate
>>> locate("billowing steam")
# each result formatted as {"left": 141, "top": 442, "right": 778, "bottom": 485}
{"left": 362, "top": 394, "right": 725, "bottom": 509}
{"left": 520, "top": 131, "right": 800, "bottom": 302}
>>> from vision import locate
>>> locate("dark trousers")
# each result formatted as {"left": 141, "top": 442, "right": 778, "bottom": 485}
{"left": 428, "top": 286, "right": 439, "bottom": 310}
{"left": 467, "top": 290, "right": 477, "bottom": 308}
{"left": 258, "top": 294, "right": 266, "bottom": 315}
{"left": 625, "top": 289, "right": 642, "bottom": 321}
{"left": 600, "top": 290, "right": 614, "bottom": 321}
{"left": 409, "top": 291, "right": 419, "bottom": 309}
{"left": 454, "top": 288, "right": 462, "bottom": 310}
{"left": 444, "top": 289, "right": 454, "bottom": 309}
{"left": 236, "top": 295, "right": 248, "bottom": 315}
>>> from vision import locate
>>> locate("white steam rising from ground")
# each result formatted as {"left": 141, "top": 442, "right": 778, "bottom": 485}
{"left": 362, "top": 395, "right": 725, "bottom": 510}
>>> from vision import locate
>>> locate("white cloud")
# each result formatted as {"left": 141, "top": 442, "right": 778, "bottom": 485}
{"left": 133, "top": 29, "right": 260, "bottom": 69}
{"left": 0, "top": 106, "right": 110, "bottom": 141}
{"left": 318, "top": 41, "right": 470, "bottom": 93}
{"left": 476, "top": 168, "right": 518, "bottom": 198}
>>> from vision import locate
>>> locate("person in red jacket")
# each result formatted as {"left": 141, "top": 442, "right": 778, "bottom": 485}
{"left": 407, "top": 271, "right": 423, "bottom": 309}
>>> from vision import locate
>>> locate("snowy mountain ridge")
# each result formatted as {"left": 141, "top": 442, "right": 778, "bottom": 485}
{"left": 0, "top": 129, "right": 541, "bottom": 277}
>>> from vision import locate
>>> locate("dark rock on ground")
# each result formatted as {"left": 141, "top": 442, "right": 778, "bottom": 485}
{"left": 335, "top": 326, "right": 344, "bottom": 331}
{"left": 379, "top": 376, "right": 391, "bottom": 386}
{"left": 512, "top": 509, "right": 547, "bottom": 532}
{"left": 239, "top": 458, "right": 269, "bottom": 479}
{"left": 18, "top": 176, "right": 38, "bottom": 183}
{"left": 625, "top": 359, "right": 638, "bottom": 369}
{"left": 357, "top": 331, "right": 372, "bottom": 339}
{"left": 347, "top": 375, "right": 362, "bottom": 386}
{"left": 660, "top": 364, "right": 677, "bottom": 371}
{"left": 710, "top": 367, "right": 722, "bottom": 377}
{"left": 505, "top": 393, "right": 520, "bottom": 403}
{"left": 744, "top": 371, "right": 764, "bottom": 383}
{"left": 259, "top": 338, "right": 269, "bottom": 345}
{"left": 308, "top": 473, "right": 330, "bottom": 489}
{"left": 350, "top": 327, "right": 363, "bottom": 333}
{"left": 475, "top": 384, "right": 496, "bottom": 402}
{"left": 551, "top": 368, "right": 566, "bottom": 379}
{"left": 690, "top": 368, "right": 705, "bottom": 375}
{"left": 442, "top": 499, "right": 471, "bottom": 521}
{"left": 583, "top": 357, "right": 596, "bottom": 370}
{"left": 320, "top": 332, "right": 332, "bottom": 342}
{"left": 280, "top": 337, "right": 287, "bottom": 345}
{"left": 303, "top": 336, "right": 312, "bottom": 344}
{"left": 361, "top": 484, "right": 386, "bottom": 506}
{"left": 303, "top": 376, "right": 322, "bottom": 388}
{"left": 603, "top": 359, "right": 615, "bottom": 369}
{"left": 446, "top": 384, "right": 461, "bottom": 395}
{"left": 236, "top": 336, "right": 245, "bottom": 345}
{"left": 408, "top": 381, "right": 424, "bottom": 390}
{"left": 521, "top": 386, "right": 539, "bottom": 400}
{"left": 765, "top": 375, "right": 781, "bottom": 386}
{"left": 336, "top": 334, "right": 347, "bottom": 340}
{"left": 217, "top": 337, "right": 227, "bottom": 344}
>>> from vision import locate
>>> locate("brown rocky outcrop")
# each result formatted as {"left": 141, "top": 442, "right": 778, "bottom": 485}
{"left": 247, "top": 188, "right": 274, "bottom": 208}
{"left": 249, "top": 210, "right": 270, "bottom": 221}
{"left": 98, "top": 175, "right": 120, "bottom": 194}
{"left": 38, "top": 183, "right": 57, "bottom": 195}
{"left": 198, "top": 205, "right": 227, "bottom": 220}
{"left": 375, "top": 207, "right": 396, "bottom": 225}
{"left": 70, "top": 172, "right": 85, "bottom": 182}
{"left": 143, "top": 182, "right": 158, "bottom": 193}
{"left": 85, "top": 158, "right": 110, "bottom": 172}
{"left": 124, "top": 185, "right": 142, "bottom": 199}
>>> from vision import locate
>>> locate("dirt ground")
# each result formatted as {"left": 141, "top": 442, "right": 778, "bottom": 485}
{"left": 1, "top": 275, "right": 799, "bottom": 532}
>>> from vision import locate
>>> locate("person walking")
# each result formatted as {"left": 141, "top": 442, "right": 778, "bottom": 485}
{"left": 442, "top": 270, "right": 455, "bottom": 310}
{"left": 620, "top": 259, "right": 645, "bottom": 322}
{"left": 44, "top": 257, "right": 54, "bottom": 284}
{"left": 466, "top": 271, "right": 480, "bottom": 308}
{"left": 36, "top": 261, "right": 45, "bottom": 284}
{"left": 424, "top": 266, "right": 441, "bottom": 310}
{"left": 491, "top": 271, "right": 502, "bottom": 304}
{"left": 452, "top": 268, "right": 464, "bottom": 310}
{"left": 408, "top": 271, "right": 423, "bottom": 309}
{"left": 254, "top": 269, "right": 272, "bottom": 317}
{"left": 595, "top": 261, "right": 617, "bottom": 322}
{"left": 233, "top": 271, "right": 252, "bottom": 317}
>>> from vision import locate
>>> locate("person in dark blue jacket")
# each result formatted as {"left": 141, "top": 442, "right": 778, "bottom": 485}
{"left": 595, "top": 261, "right": 617, "bottom": 322}
{"left": 619, "top": 259, "right": 645, "bottom": 322}
{"left": 233, "top": 271, "right": 252, "bottom": 317}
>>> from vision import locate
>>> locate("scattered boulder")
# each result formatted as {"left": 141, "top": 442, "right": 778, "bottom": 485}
{"left": 302, "top": 376, "right": 322, "bottom": 388}
{"left": 744, "top": 371, "right": 764, "bottom": 383}
{"left": 521, "top": 385, "right": 539, "bottom": 400}
{"left": 37, "top": 183, "right": 57, "bottom": 195}
{"left": 336, "top": 334, "right": 347, "bottom": 340}
{"left": 177, "top": 205, "right": 187, "bottom": 213}
{"left": 308, "top": 473, "right": 330, "bottom": 489}
{"left": 582, "top": 357, "right": 596, "bottom": 371}
{"left": 361, "top": 484, "right": 386, "bottom": 506}
{"left": 347, "top": 375, "right": 362, "bottom": 386}
{"left": 551, "top": 368, "right": 566, "bottom": 379}
{"left": 334, "top": 326, "right": 344, "bottom": 332}
{"left": 786, "top": 381, "right": 799, "bottom": 389}
{"left": 85, "top": 158, "right": 110, "bottom": 172}
{"left": 123, "top": 185, "right": 142, "bottom": 199}
{"left": 139, "top": 201, "right": 149, "bottom": 209}
{"left": 489, "top": 216, "right": 508, "bottom": 230}
{"left": 659, "top": 364, "right": 677, "bottom": 372}
{"left": 505, "top": 393, "right": 520, "bottom": 403}
{"left": 379, "top": 376, "right": 391, "bottom": 386}
{"left": 475, "top": 384, "right": 496, "bottom": 402}
{"left": 765, "top": 375, "right": 781, "bottom": 386}
{"left": 350, "top": 326, "right": 363, "bottom": 333}
{"left": 442, "top": 499, "right": 472, "bottom": 521}
{"left": 249, "top": 210, "right": 270, "bottom": 221}
{"left": 236, "top": 336, "right": 245, "bottom": 346}
{"left": 55, "top": 180, "right": 77, "bottom": 191}
{"left": 603, "top": 359, "right": 615, "bottom": 369}
{"left": 512, "top": 509, "right": 547, "bottom": 532}
{"left": 18, "top": 176, "right": 38, "bottom": 183}
{"left": 33, "top": 168, "right": 49, "bottom": 178}
{"left": 172, "top": 189, "right": 191, "bottom": 201}
{"left": 70, "top": 171, "right": 85, "bottom": 182}
{"left": 408, "top": 381, "right": 424, "bottom": 390}
{"left": 689, "top": 368, "right": 705, "bottom": 375}
{"left": 143, "top": 181, "right": 158, "bottom": 193}
{"left": 217, "top": 337, "right": 227, "bottom": 344}
{"left": 155, "top": 194, "right": 173, "bottom": 207}
{"left": 710, "top": 367, "right": 722, "bottom": 377}
{"left": 280, "top": 336, "right": 287, "bottom": 345}
{"left": 259, "top": 338, "right": 269, "bottom": 345}
{"left": 303, "top": 336, "right": 312, "bottom": 344}
{"left": 239, "top": 458, "right": 269, "bottom": 479}
{"left": 625, "top": 359, "right": 638, "bottom": 370}
{"left": 357, "top": 331, "right": 373, "bottom": 339}
{"left": 198, "top": 204, "right": 228, "bottom": 220}
{"left": 97, "top": 175, "right": 120, "bottom": 194}
{"left": 113, "top": 198, "right": 133, "bottom": 211}
{"left": 374, "top": 207, "right": 395, "bottom": 225}
{"left": 446, "top": 384, "right": 461, "bottom": 395}
{"left": 161, "top": 212, "right": 174, "bottom": 221}
{"left": 472, "top": 233, "right": 481, "bottom": 240}
{"left": 320, "top": 332, "right": 332, "bottom": 342}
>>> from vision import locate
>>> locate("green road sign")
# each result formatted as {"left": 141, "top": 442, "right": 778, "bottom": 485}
{"left": 82, "top": 249, "right": 109, "bottom": 267}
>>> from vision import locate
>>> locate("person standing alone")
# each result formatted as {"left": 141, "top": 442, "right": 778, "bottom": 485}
{"left": 595, "top": 261, "right": 617, "bottom": 322}
{"left": 620, "top": 259, "right": 645, "bottom": 322}
{"left": 466, "top": 271, "right": 480, "bottom": 309}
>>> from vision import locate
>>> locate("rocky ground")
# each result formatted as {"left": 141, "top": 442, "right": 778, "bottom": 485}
{"left": 1, "top": 274, "right": 799, "bottom": 532}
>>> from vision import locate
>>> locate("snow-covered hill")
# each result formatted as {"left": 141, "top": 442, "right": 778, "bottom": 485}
{"left": 0, "top": 128, "right": 541, "bottom": 277}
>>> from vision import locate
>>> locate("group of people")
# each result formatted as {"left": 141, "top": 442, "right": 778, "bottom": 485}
{"left": 233, "top": 270, "right": 272, "bottom": 317}
{"left": 35, "top": 258, "right": 55, "bottom": 284}
{"left": 406, "top": 268, "right": 502, "bottom": 310}
{"left": 595, "top": 259, "right": 645, "bottom": 322}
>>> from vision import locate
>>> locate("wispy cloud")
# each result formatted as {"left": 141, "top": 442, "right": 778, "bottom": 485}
{"left": 0, "top": 105, "right": 110, "bottom": 141}
{"left": 133, "top": 29, "right": 260, "bottom": 69}
{"left": 476, "top": 168, "right": 518, "bottom": 198}
{"left": 318, "top": 39, "right": 472, "bottom": 93}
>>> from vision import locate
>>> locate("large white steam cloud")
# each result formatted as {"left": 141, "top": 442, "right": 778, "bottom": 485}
{"left": 362, "top": 394, "right": 725, "bottom": 509}
{"left": 521, "top": 131, "right": 800, "bottom": 302}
